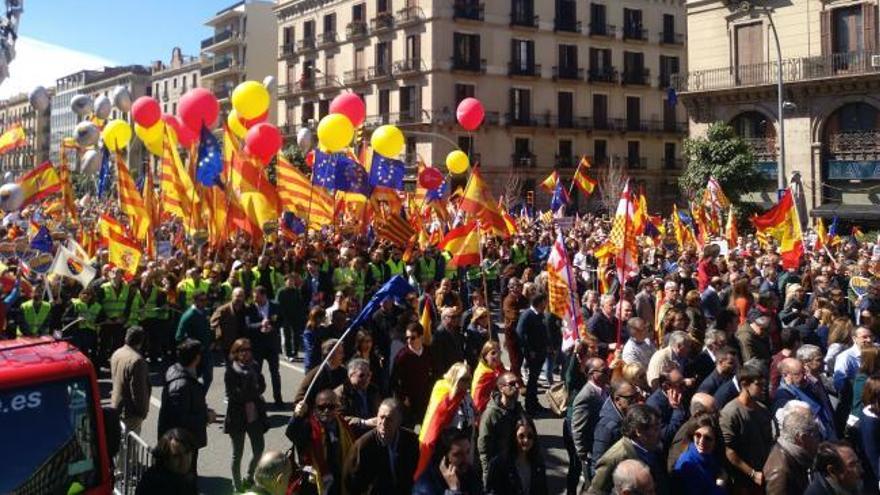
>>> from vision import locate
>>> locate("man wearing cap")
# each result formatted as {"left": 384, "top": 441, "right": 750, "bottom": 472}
{"left": 737, "top": 314, "right": 772, "bottom": 368}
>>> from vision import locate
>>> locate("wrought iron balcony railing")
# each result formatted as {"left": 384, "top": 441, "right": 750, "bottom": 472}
{"left": 508, "top": 62, "right": 541, "bottom": 77}
{"left": 553, "top": 66, "right": 583, "bottom": 81}
{"left": 346, "top": 21, "right": 368, "bottom": 40}
{"left": 588, "top": 23, "right": 616, "bottom": 37}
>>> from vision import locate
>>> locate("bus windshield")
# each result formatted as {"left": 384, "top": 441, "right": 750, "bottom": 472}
{"left": 0, "top": 377, "right": 102, "bottom": 494}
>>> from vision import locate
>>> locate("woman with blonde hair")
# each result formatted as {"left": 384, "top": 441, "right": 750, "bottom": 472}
{"left": 471, "top": 341, "right": 505, "bottom": 414}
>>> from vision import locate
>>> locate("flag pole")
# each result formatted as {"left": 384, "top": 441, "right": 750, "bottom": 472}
{"left": 615, "top": 178, "right": 631, "bottom": 351}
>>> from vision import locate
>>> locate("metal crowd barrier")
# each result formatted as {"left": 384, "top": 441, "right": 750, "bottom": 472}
{"left": 113, "top": 423, "right": 153, "bottom": 495}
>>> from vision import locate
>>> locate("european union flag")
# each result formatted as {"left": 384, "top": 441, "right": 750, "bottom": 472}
{"left": 425, "top": 177, "right": 448, "bottom": 202}
{"left": 667, "top": 86, "right": 678, "bottom": 107}
{"left": 369, "top": 153, "right": 405, "bottom": 190}
{"left": 312, "top": 149, "right": 338, "bottom": 191}
{"left": 196, "top": 124, "right": 223, "bottom": 186}
{"left": 30, "top": 226, "right": 52, "bottom": 253}
{"left": 678, "top": 209, "right": 695, "bottom": 228}
{"left": 335, "top": 154, "right": 372, "bottom": 196}
{"left": 550, "top": 181, "right": 570, "bottom": 212}
{"left": 829, "top": 216, "right": 839, "bottom": 237}
{"left": 348, "top": 275, "right": 415, "bottom": 331}
{"left": 97, "top": 147, "right": 111, "bottom": 198}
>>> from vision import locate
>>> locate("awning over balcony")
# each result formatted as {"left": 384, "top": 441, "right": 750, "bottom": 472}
{"left": 809, "top": 204, "right": 880, "bottom": 221}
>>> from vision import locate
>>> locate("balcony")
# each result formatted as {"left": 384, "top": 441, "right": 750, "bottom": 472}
{"left": 200, "top": 58, "right": 238, "bottom": 76}
{"left": 588, "top": 23, "right": 616, "bottom": 37}
{"left": 624, "top": 118, "right": 649, "bottom": 132}
{"left": 453, "top": 2, "right": 484, "bottom": 21}
{"left": 396, "top": 6, "right": 425, "bottom": 26}
{"left": 622, "top": 68, "right": 650, "bottom": 85}
{"left": 661, "top": 120, "right": 687, "bottom": 134}
{"left": 393, "top": 58, "right": 425, "bottom": 76}
{"left": 623, "top": 26, "right": 648, "bottom": 41}
{"left": 556, "top": 155, "right": 576, "bottom": 168}
{"left": 505, "top": 113, "right": 538, "bottom": 127}
{"left": 554, "top": 114, "right": 589, "bottom": 129}
{"left": 371, "top": 12, "right": 395, "bottom": 32}
{"left": 626, "top": 156, "right": 647, "bottom": 169}
{"left": 278, "top": 43, "right": 296, "bottom": 59}
{"left": 277, "top": 79, "right": 316, "bottom": 97}
{"left": 397, "top": 108, "right": 425, "bottom": 124}
{"left": 658, "top": 72, "right": 674, "bottom": 88}
{"left": 508, "top": 62, "right": 541, "bottom": 77}
{"left": 588, "top": 67, "right": 618, "bottom": 83}
{"left": 743, "top": 137, "right": 778, "bottom": 160}
{"left": 554, "top": 19, "right": 581, "bottom": 33}
{"left": 553, "top": 66, "right": 583, "bottom": 81}
{"left": 590, "top": 117, "right": 621, "bottom": 131}
{"left": 512, "top": 153, "right": 537, "bottom": 168}
{"left": 483, "top": 111, "right": 501, "bottom": 125}
{"left": 367, "top": 64, "right": 393, "bottom": 80}
{"left": 201, "top": 29, "right": 237, "bottom": 49}
{"left": 318, "top": 31, "right": 337, "bottom": 47}
{"left": 343, "top": 68, "right": 367, "bottom": 84}
{"left": 510, "top": 13, "right": 539, "bottom": 28}
{"left": 451, "top": 57, "right": 487, "bottom": 73}
{"left": 314, "top": 75, "right": 338, "bottom": 90}
{"left": 673, "top": 51, "right": 880, "bottom": 93}
{"left": 663, "top": 158, "right": 683, "bottom": 170}
{"left": 346, "top": 21, "right": 368, "bottom": 40}
{"left": 297, "top": 37, "right": 316, "bottom": 52}
{"left": 659, "top": 31, "right": 685, "bottom": 45}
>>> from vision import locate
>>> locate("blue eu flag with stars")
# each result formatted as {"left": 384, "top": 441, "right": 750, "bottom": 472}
{"left": 97, "top": 147, "right": 111, "bottom": 198}
{"left": 312, "top": 149, "right": 338, "bottom": 191}
{"left": 196, "top": 125, "right": 223, "bottom": 186}
{"left": 335, "top": 154, "right": 372, "bottom": 196}
{"left": 369, "top": 153, "right": 405, "bottom": 190}
{"left": 426, "top": 177, "right": 448, "bottom": 202}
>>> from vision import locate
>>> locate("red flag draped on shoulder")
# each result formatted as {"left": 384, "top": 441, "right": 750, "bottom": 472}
{"left": 751, "top": 188, "right": 804, "bottom": 269}
{"left": 471, "top": 360, "right": 502, "bottom": 414}
{"left": 414, "top": 379, "right": 466, "bottom": 480}
{"left": 459, "top": 167, "right": 506, "bottom": 234}
{"left": 18, "top": 161, "right": 61, "bottom": 207}
{"left": 439, "top": 221, "right": 481, "bottom": 267}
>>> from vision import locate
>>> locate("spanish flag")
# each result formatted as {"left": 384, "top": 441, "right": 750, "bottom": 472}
{"left": 573, "top": 158, "right": 597, "bottom": 195}
{"left": 0, "top": 124, "right": 26, "bottom": 154}
{"left": 415, "top": 378, "right": 466, "bottom": 480}
{"left": 419, "top": 295, "right": 434, "bottom": 346}
{"left": 438, "top": 221, "right": 481, "bottom": 267}
{"left": 459, "top": 167, "right": 506, "bottom": 234}
{"left": 229, "top": 152, "right": 280, "bottom": 231}
{"left": 539, "top": 170, "right": 559, "bottom": 193}
{"left": 98, "top": 213, "right": 124, "bottom": 241}
{"left": 276, "top": 154, "right": 334, "bottom": 229}
{"left": 114, "top": 154, "right": 150, "bottom": 241}
{"left": 107, "top": 230, "right": 142, "bottom": 279}
{"left": 751, "top": 188, "right": 804, "bottom": 269}
{"left": 471, "top": 360, "right": 502, "bottom": 414}
{"left": 18, "top": 161, "right": 61, "bottom": 207}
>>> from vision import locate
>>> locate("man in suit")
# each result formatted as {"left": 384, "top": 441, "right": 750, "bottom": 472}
{"left": 686, "top": 328, "right": 729, "bottom": 386}
{"left": 344, "top": 398, "right": 419, "bottom": 494}
{"left": 246, "top": 285, "right": 284, "bottom": 406}
{"left": 570, "top": 357, "right": 610, "bottom": 490}
{"left": 275, "top": 272, "right": 309, "bottom": 362}
{"left": 304, "top": 258, "right": 332, "bottom": 307}
{"left": 211, "top": 287, "right": 249, "bottom": 360}
{"left": 516, "top": 292, "right": 550, "bottom": 414}
{"left": 697, "top": 346, "right": 738, "bottom": 397}
{"left": 587, "top": 294, "right": 618, "bottom": 359}
{"left": 701, "top": 276, "right": 723, "bottom": 322}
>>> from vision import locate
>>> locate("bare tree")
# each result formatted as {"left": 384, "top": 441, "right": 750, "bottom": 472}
{"left": 500, "top": 173, "right": 524, "bottom": 211}
{"left": 594, "top": 156, "right": 626, "bottom": 213}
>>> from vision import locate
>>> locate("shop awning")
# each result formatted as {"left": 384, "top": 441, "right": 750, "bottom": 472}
{"left": 809, "top": 204, "right": 880, "bottom": 221}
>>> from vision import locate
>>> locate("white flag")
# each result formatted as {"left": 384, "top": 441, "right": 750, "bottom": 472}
{"left": 49, "top": 244, "right": 96, "bottom": 288}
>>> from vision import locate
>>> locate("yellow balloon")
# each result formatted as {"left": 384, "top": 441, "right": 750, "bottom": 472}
{"left": 370, "top": 125, "right": 404, "bottom": 158}
{"left": 227, "top": 110, "right": 248, "bottom": 139}
{"left": 144, "top": 138, "right": 164, "bottom": 156}
{"left": 446, "top": 150, "right": 470, "bottom": 174}
{"left": 134, "top": 122, "right": 162, "bottom": 144}
{"left": 316, "top": 113, "right": 354, "bottom": 153}
{"left": 231, "top": 80, "right": 270, "bottom": 120}
{"left": 102, "top": 119, "right": 132, "bottom": 152}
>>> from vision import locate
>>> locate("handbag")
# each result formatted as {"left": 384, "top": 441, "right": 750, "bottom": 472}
{"left": 545, "top": 382, "right": 568, "bottom": 416}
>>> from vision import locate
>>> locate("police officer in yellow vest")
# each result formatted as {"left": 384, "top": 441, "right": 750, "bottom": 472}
{"left": 332, "top": 256, "right": 366, "bottom": 303}
{"left": 177, "top": 267, "right": 210, "bottom": 309}
{"left": 19, "top": 283, "right": 54, "bottom": 336}
{"left": 252, "top": 255, "right": 284, "bottom": 300}
{"left": 66, "top": 287, "right": 102, "bottom": 362}
{"left": 386, "top": 248, "right": 406, "bottom": 277}
{"left": 366, "top": 248, "right": 390, "bottom": 295}
{"left": 98, "top": 268, "right": 133, "bottom": 366}
{"left": 415, "top": 246, "right": 441, "bottom": 286}
{"left": 132, "top": 271, "right": 170, "bottom": 363}
{"left": 511, "top": 238, "right": 529, "bottom": 271}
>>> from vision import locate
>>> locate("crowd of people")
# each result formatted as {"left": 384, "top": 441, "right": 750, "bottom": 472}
{"left": 5, "top": 208, "right": 880, "bottom": 495}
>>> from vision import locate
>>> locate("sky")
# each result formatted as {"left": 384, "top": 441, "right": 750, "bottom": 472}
{"left": 0, "top": 0, "right": 234, "bottom": 98}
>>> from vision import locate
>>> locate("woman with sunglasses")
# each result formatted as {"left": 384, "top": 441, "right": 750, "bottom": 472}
{"left": 224, "top": 337, "right": 268, "bottom": 493}
{"left": 671, "top": 414, "right": 727, "bottom": 495}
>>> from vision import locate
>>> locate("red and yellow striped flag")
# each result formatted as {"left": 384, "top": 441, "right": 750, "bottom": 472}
{"left": 751, "top": 188, "right": 803, "bottom": 269}
{"left": 107, "top": 230, "right": 142, "bottom": 279}
{"left": 114, "top": 154, "right": 150, "bottom": 241}
{"left": 18, "top": 161, "right": 61, "bottom": 207}
{"left": 375, "top": 212, "right": 416, "bottom": 247}
{"left": 459, "top": 167, "right": 506, "bottom": 234}
{"left": 276, "top": 154, "right": 334, "bottom": 229}
{"left": 161, "top": 126, "right": 198, "bottom": 223}
{"left": 0, "top": 124, "right": 26, "bottom": 154}
{"left": 438, "top": 221, "right": 481, "bottom": 267}
{"left": 229, "top": 152, "right": 280, "bottom": 230}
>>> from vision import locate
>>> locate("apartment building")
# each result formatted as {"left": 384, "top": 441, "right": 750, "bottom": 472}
{"left": 275, "top": 0, "right": 687, "bottom": 209}
{"left": 675, "top": 0, "right": 880, "bottom": 221}
{"left": 0, "top": 90, "right": 53, "bottom": 174}
{"left": 200, "top": 0, "right": 278, "bottom": 122}
{"left": 150, "top": 47, "right": 202, "bottom": 117}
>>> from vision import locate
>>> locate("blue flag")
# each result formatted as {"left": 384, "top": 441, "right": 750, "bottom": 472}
{"left": 196, "top": 125, "right": 223, "bottom": 186}
{"left": 30, "top": 226, "right": 52, "bottom": 253}
{"left": 829, "top": 216, "right": 839, "bottom": 238}
{"left": 280, "top": 211, "right": 305, "bottom": 236}
{"left": 312, "top": 149, "right": 338, "bottom": 191}
{"left": 348, "top": 275, "right": 415, "bottom": 331}
{"left": 426, "top": 177, "right": 448, "bottom": 202}
{"left": 667, "top": 86, "right": 678, "bottom": 107}
{"left": 335, "top": 155, "right": 372, "bottom": 196}
{"left": 97, "top": 147, "right": 111, "bottom": 198}
{"left": 369, "top": 153, "right": 405, "bottom": 190}
{"left": 550, "top": 180, "right": 570, "bottom": 212}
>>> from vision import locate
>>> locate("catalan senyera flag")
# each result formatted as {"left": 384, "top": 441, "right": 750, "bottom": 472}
{"left": 114, "top": 154, "right": 150, "bottom": 241}
{"left": 539, "top": 170, "right": 559, "bottom": 193}
{"left": 547, "top": 233, "right": 583, "bottom": 352}
{"left": 438, "top": 221, "right": 481, "bottom": 267}
{"left": 726, "top": 207, "right": 739, "bottom": 248}
{"left": 276, "top": 154, "right": 334, "bottom": 229}
{"left": 751, "top": 188, "right": 804, "bottom": 270}
{"left": 459, "top": 167, "right": 506, "bottom": 234}
{"left": 230, "top": 152, "right": 280, "bottom": 230}
{"left": 107, "top": 230, "right": 142, "bottom": 279}
{"left": 161, "top": 126, "right": 199, "bottom": 222}
{"left": 18, "top": 161, "right": 62, "bottom": 207}
{"left": 0, "top": 124, "right": 26, "bottom": 154}
{"left": 573, "top": 157, "right": 597, "bottom": 195}
{"left": 98, "top": 214, "right": 124, "bottom": 242}
{"left": 375, "top": 211, "right": 415, "bottom": 247}
{"left": 415, "top": 378, "right": 465, "bottom": 481}
{"left": 471, "top": 359, "right": 502, "bottom": 414}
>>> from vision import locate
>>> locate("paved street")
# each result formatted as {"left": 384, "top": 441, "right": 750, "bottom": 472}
{"left": 104, "top": 351, "right": 569, "bottom": 494}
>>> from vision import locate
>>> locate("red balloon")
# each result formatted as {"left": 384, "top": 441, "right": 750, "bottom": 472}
{"left": 418, "top": 166, "right": 444, "bottom": 190}
{"left": 245, "top": 123, "right": 283, "bottom": 165}
{"left": 178, "top": 88, "right": 219, "bottom": 133}
{"left": 456, "top": 97, "right": 485, "bottom": 131}
{"left": 132, "top": 96, "right": 161, "bottom": 128}
{"left": 329, "top": 93, "right": 366, "bottom": 128}
{"left": 241, "top": 110, "right": 268, "bottom": 129}
{"left": 163, "top": 114, "right": 197, "bottom": 147}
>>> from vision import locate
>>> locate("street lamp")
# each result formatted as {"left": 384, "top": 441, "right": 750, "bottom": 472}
{"left": 740, "top": 1, "right": 787, "bottom": 195}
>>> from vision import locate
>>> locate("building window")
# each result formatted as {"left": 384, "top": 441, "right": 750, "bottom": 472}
{"left": 594, "top": 139, "right": 607, "bottom": 165}
{"left": 626, "top": 96, "right": 641, "bottom": 130}
{"left": 379, "top": 89, "right": 390, "bottom": 117}
{"left": 514, "top": 137, "right": 531, "bottom": 156}
{"left": 302, "top": 102, "right": 315, "bottom": 123}
{"left": 511, "top": 0, "right": 535, "bottom": 26}
{"left": 734, "top": 22, "right": 764, "bottom": 71}
{"left": 172, "top": 103, "right": 177, "bottom": 115}
{"left": 304, "top": 20, "right": 315, "bottom": 40}
{"left": 377, "top": 0, "right": 389, "bottom": 14}
{"left": 558, "top": 139, "right": 574, "bottom": 167}
{"left": 555, "top": 0, "right": 577, "bottom": 31}
{"left": 590, "top": 3, "right": 607, "bottom": 33}
{"left": 453, "top": 33, "right": 481, "bottom": 68}
{"left": 592, "top": 94, "right": 608, "bottom": 128}
{"left": 659, "top": 55, "right": 680, "bottom": 87}
{"left": 662, "top": 14, "right": 677, "bottom": 43}
{"left": 623, "top": 8, "right": 644, "bottom": 39}
{"left": 318, "top": 99, "right": 330, "bottom": 118}
{"left": 664, "top": 143, "right": 678, "bottom": 169}
{"left": 832, "top": 5, "right": 865, "bottom": 54}
{"left": 400, "top": 86, "right": 419, "bottom": 119}
{"left": 352, "top": 3, "right": 365, "bottom": 22}
{"left": 172, "top": 78, "right": 177, "bottom": 89}
{"left": 406, "top": 34, "right": 420, "bottom": 61}
{"left": 589, "top": 48, "right": 613, "bottom": 82}
{"left": 627, "top": 141, "right": 641, "bottom": 168}
{"left": 181, "top": 76, "right": 187, "bottom": 92}
{"left": 283, "top": 26, "right": 293, "bottom": 45}
{"left": 623, "top": 51, "right": 645, "bottom": 84}
{"left": 163, "top": 80, "right": 168, "bottom": 95}
{"left": 511, "top": 39, "right": 535, "bottom": 73}
{"left": 192, "top": 74, "right": 197, "bottom": 87}
{"left": 375, "top": 41, "right": 391, "bottom": 70}
{"left": 454, "top": 84, "right": 475, "bottom": 105}
{"left": 558, "top": 92, "right": 573, "bottom": 127}
{"left": 509, "top": 88, "right": 531, "bottom": 122}
{"left": 324, "top": 13, "right": 337, "bottom": 34}
{"left": 154, "top": 83, "right": 159, "bottom": 96}
{"left": 458, "top": 135, "right": 474, "bottom": 154}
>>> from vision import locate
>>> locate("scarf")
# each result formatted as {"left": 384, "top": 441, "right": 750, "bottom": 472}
{"left": 307, "top": 415, "right": 354, "bottom": 495}
{"left": 778, "top": 382, "right": 834, "bottom": 437}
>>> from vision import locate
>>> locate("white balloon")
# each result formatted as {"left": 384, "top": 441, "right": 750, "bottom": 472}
{"left": 28, "top": 86, "right": 50, "bottom": 112}
{"left": 70, "top": 94, "right": 94, "bottom": 116}
{"left": 112, "top": 86, "right": 132, "bottom": 113}
{"left": 80, "top": 149, "right": 101, "bottom": 175}
{"left": 296, "top": 127, "right": 313, "bottom": 150}
{"left": 0, "top": 183, "right": 24, "bottom": 211}
{"left": 262, "top": 75, "right": 275, "bottom": 92}
{"left": 94, "top": 95, "right": 112, "bottom": 120}
{"left": 2, "top": 172, "right": 12, "bottom": 183}
{"left": 75, "top": 122, "right": 100, "bottom": 147}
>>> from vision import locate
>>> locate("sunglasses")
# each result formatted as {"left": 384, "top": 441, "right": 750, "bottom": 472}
{"left": 316, "top": 404, "right": 337, "bottom": 412}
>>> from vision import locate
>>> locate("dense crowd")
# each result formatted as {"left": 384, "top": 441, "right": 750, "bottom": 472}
{"left": 5, "top": 210, "right": 880, "bottom": 495}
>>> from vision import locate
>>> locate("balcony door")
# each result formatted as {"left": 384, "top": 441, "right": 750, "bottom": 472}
{"left": 400, "top": 86, "right": 419, "bottom": 120}
{"left": 734, "top": 23, "right": 763, "bottom": 85}
{"left": 558, "top": 92, "right": 573, "bottom": 127}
